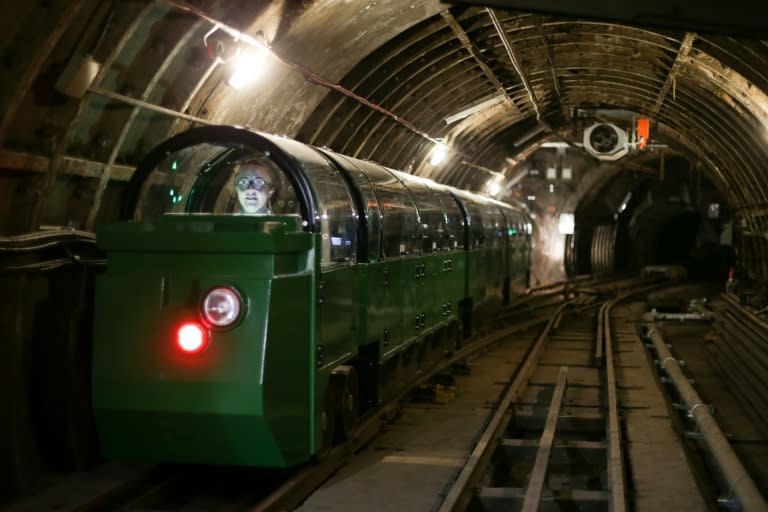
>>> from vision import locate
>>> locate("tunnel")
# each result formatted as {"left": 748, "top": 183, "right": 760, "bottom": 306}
{"left": 563, "top": 153, "right": 733, "bottom": 281}
{"left": 1, "top": 0, "right": 768, "bottom": 506}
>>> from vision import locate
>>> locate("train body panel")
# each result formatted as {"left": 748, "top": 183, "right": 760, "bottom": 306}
{"left": 358, "top": 262, "right": 399, "bottom": 351}
{"left": 401, "top": 255, "right": 425, "bottom": 347}
{"left": 317, "top": 264, "right": 358, "bottom": 369}
{"left": 92, "top": 215, "right": 317, "bottom": 466}
{"left": 375, "top": 260, "right": 408, "bottom": 358}
{"left": 91, "top": 125, "right": 533, "bottom": 468}
{"left": 442, "top": 252, "right": 466, "bottom": 322}
{"left": 419, "top": 252, "right": 457, "bottom": 334}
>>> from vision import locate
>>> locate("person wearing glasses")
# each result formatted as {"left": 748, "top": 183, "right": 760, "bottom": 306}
{"left": 234, "top": 159, "right": 276, "bottom": 214}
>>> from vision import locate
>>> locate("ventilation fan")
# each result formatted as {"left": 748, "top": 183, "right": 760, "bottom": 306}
{"left": 583, "top": 123, "right": 628, "bottom": 160}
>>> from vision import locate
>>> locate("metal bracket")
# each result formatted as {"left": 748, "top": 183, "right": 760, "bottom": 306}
{"left": 716, "top": 496, "right": 740, "bottom": 510}
{"left": 687, "top": 402, "right": 714, "bottom": 418}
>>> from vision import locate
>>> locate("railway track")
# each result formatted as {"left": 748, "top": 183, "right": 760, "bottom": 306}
{"left": 293, "top": 277, "right": 736, "bottom": 512}
{"left": 437, "top": 292, "right": 633, "bottom": 511}
{"left": 4, "top": 281, "right": 573, "bottom": 512}
{"left": 12, "top": 274, "right": 750, "bottom": 512}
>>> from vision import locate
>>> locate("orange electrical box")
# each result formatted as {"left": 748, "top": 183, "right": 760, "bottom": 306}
{"left": 637, "top": 118, "right": 650, "bottom": 149}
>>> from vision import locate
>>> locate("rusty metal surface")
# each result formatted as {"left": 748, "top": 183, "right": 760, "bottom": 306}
{"left": 0, "top": 0, "right": 765, "bottom": 279}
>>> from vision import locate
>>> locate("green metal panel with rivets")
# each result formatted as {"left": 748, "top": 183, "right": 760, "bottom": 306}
{"left": 92, "top": 215, "right": 318, "bottom": 466}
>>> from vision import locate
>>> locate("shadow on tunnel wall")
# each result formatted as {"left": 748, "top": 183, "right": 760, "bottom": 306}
{"left": 654, "top": 211, "right": 733, "bottom": 280}
{"left": 620, "top": 178, "right": 733, "bottom": 283}
{"left": 567, "top": 156, "right": 734, "bottom": 284}
{"left": 0, "top": 236, "right": 105, "bottom": 501}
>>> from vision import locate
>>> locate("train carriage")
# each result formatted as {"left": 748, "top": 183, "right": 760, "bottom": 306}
{"left": 91, "top": 125, "right": 531, "bottom": 467}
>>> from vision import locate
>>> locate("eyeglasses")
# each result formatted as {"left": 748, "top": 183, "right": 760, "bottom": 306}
{"left": 236, "top": 176, "right": 272, "bottom": 191}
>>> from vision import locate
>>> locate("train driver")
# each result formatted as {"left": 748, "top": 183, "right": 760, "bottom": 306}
{"left": 234, "top": 159, "right": 276, "bottom": 215}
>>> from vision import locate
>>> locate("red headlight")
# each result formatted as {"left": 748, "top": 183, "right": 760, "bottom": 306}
{"left": 201, "top": 287, "right": 242, "bottom": 327}
{"left": 176, "top": 322, "right": 208, "bottom": 354}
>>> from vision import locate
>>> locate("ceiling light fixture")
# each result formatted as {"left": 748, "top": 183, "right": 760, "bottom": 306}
{"left": 227, "top": 48, "right": 268, "bottom": 89}
{"left": 429, "top": 143, "right": 448, "bottom": 166}
{"left": 167, "top": 0, "right": 476, "bottom": 172}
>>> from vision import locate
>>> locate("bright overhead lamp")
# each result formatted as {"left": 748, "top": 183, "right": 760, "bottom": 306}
{"left": 227, "top": 48, "right": 268, "bottom": 89}
{"left": 429, "top": 144, "right": 448, "bottom": 166}
{"left": 487, "top": 175, "right": 504, "bottom": 197}
{"left": 202, "top": 24, "right": 272, "bottom": 90}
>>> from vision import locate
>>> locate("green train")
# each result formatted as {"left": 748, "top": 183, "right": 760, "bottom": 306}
{"left": 92, "top": 125, "right": 532, "bottom": 467}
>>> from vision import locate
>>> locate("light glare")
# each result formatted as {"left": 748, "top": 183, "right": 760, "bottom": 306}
{"left": 202, "top": 287, "right": 241, "bottom": 327}
{"left": 228, "top": 50, "right": 266, "bottom": 89}
{"left": 558, "top": 213, "right": 575, "bottom": 235}
{"left": 177, "top": 323, "right": 207, "bottom": 354}
{"left": 429, "top": 144, "right": 447, "bottom": 165}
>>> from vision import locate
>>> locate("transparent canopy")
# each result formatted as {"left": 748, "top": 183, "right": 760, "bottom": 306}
{"left": 127, "top": 127, "right": 522, "bottom": 267}
{"left": 131, "top": 132, "right": 357, "bottom": 266}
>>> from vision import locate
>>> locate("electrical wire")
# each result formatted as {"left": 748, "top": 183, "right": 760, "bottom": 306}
{"left": 1, "top": 258, "right": 106, "bottom": 272}
{"left": 0, "top": 229, "right": 96, "bottom": 252}
{"left": 487, "top": 8, "right": 541, "bottom": 121}
{"left": 0, "top": 229, "right": 103, "bottom": 272}
{"left": 161, "top": 0, "right": 461, "bottom": 151}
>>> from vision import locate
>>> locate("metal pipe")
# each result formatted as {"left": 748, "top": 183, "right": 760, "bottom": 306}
{"left": 89, "top": 87, "right": 215, "bottom": 126}
{"left": 486, "top": 8, "right": 542, "bottom": 120}
{"left": 649, "top": 311, "right": 711, "bottom": 322}
{"left": 643, "top": 319, "right": 768, "bottom": 512}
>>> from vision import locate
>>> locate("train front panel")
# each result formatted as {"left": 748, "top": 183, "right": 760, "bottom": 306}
{"left": 92, "top": 215, "right": 318, "bottom": 467}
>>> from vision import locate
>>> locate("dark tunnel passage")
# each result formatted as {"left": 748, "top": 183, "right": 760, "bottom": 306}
{"left": 568, "top": 154, "right": 733, "bottom": 282}
{"left": 656, "top": 212, "right": 700, "bottom": 265}
{"left": 644, "top": 211, "right": 731, "bottom": 280}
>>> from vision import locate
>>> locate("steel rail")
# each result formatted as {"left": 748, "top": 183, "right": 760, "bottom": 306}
{"left": 597, "top": 282, "right": 669, "bottom": 511}
{"left": 258, "top": 305, "right": 564, "bottom": 512}
{"left": 438, "top": 278, "right": 663, "bottom": 512}
{"left": 595, "top": 301, "right": 608, "bottom": 363}
{"left": 602, "top": 299, "right": 627, "bottom": 512}
{"left": 643, "top": 319, "right": 768, "bottom": 512}
{"left": 437, "top": 302, "right": 570, "bottom": 512}
{"left": 521, "top": 366, "right": 569, "bottom": 512}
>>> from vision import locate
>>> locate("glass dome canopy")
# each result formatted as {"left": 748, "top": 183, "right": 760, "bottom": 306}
{"left": 123, "top": 125, "right": 359, "bottom": 266}
{"left": 126, "top": 127, "right": 312, "bottom": 223}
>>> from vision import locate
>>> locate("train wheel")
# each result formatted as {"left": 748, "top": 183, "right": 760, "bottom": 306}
{"left": 332, "top": 365, "right": 359, "bottom": 442}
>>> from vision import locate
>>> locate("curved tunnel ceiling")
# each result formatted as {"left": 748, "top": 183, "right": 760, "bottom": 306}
{"left": 1, "top": 0, "right": 767, "bottom": 243}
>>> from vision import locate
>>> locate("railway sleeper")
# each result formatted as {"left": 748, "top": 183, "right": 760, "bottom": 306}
{"left": 498, "top": 438, "right": 607, "bottom": 465}
{"left": 508, "top": 409, "right": 605, "bottom": 437}
{"left": 473, "top": 366, "right": 612, "bottom": 512}
{"left": 475, "top": 487, "right": 610, "bottom": 512}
